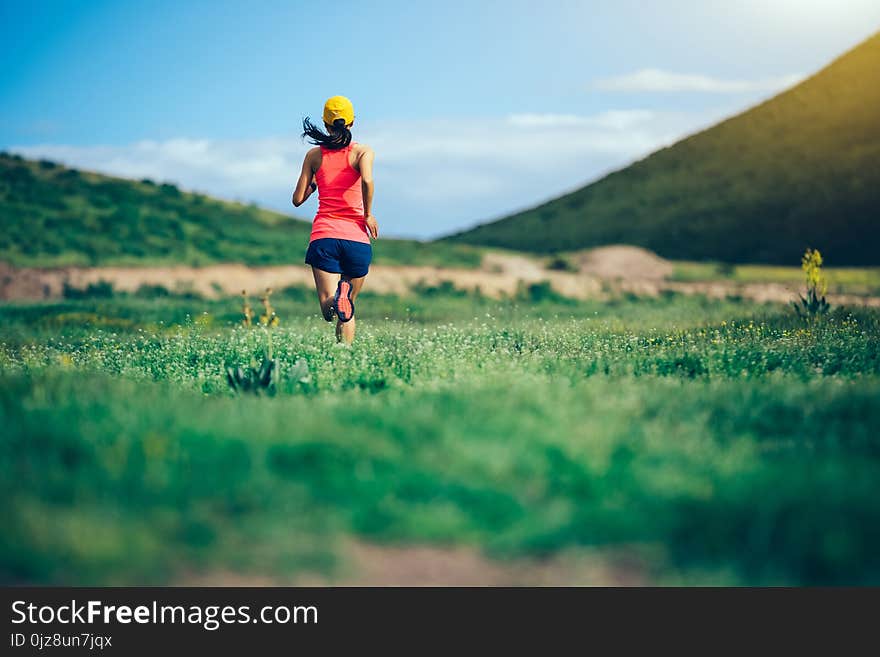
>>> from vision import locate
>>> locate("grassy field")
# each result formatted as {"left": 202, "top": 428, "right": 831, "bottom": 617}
{"left": 670, "top": 261, "right": 880, "bottom": 296}
{"left": 2, "top": 289, "right": 879, "bottom": 585}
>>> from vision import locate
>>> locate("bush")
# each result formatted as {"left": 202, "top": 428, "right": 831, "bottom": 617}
{"left": 546, "top": 255, "right": 578, "bottom": 272}
{"left": 62, "top": 280, "right": 115, "bottom": 299}
{"left": 515, "top": 280, "right": 572, "bottom": 304}
{"left": 411, "top": 280, "right": 469, "bottom": 298}
{"left": 133, "top": 284, "right": 171, "bottom": 299}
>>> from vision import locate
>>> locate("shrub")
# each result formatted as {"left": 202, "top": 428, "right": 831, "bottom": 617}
{"left": 133, "top": 284, "right": 171, "bottom": 299}
{"left": 411, "top": 280, "right": 469, "bottom": 298}
{"left": 62, "top": 280, "right": 115, "bottom": 299}
{"left": 515, "top": 280, "right": 572, "bottom": 304}
{"left": 546, "top": 255, "right": 578, "bottom": 272}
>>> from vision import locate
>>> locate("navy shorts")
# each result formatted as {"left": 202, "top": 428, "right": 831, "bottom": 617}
{"left": 305, "top": 238, "right": 372, "bottom": 278}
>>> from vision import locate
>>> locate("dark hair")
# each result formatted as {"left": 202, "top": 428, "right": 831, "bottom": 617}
{"left": 301, "top": 116, "right": 352, "bottom": 150}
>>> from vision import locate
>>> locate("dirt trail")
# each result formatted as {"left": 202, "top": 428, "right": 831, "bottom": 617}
{"left": 179, "top": 540, "right": 649, "bottom": 586}
{"left": 2, "top": 246, "right": 878, "bottom": 307}
{"left": 0, "top": 258, "right": 603, "bottom": 301}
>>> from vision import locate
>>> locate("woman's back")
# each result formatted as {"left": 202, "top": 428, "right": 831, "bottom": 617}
{"left": 311, "top": 144, "right": 369, "bottom": 244}
{"left": 293, "top": 94, "right": 377, "bottom": 344}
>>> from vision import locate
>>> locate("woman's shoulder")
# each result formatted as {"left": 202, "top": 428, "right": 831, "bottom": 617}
{"left": 352, "top": 143, "right": 374, "bottom": 167}
{"left": 305, "top": 146, "right": 322, "bottom": 171}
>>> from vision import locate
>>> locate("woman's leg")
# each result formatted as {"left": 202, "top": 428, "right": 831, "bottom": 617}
{"left": 311, "top": 267, "right": 339, "bottom": 321}
{"left": 312, "top": 267, "right": 367, "bottom": 343}
{"left": 336, "top": 275, "right": 366, "bottom": 344}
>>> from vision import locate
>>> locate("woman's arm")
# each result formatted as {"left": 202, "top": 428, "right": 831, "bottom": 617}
{"left": 358, "top": 147, "right": 378, "bottom": 238}
{"left": 292, "top": 150, "right": 318, "bottom": 207}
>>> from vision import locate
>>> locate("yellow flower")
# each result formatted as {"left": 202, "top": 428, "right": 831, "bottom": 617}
{"left": 801, "top": 248, "right": 827, "bottom": 296}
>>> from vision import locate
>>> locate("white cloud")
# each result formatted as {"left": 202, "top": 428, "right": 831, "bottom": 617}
{"left": 21, "top": 138, "right": 301, "bottom": 195}
{"left": 11, "top": 107, "right": 733, "bottom": 238}
{"left": 594, "top": 69, "right": 805, "bottom": 93}
{"left": 506, "top": 110, "right": 655, "bottom": 129}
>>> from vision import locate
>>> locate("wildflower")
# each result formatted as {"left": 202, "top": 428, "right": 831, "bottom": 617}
{"left": 801, "top": 248, "right": 828, "bottom": 297}
{"left": 241, "top": 290, "right": 254, "bottom": 327}
{"left": 260, "top": 288, "right": 279, "bottom": 327}
{"left": 793, "top": 248, "right": 830, "bottom": 319}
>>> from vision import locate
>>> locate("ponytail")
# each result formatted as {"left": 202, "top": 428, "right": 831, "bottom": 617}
{"left": 301, "top": 116, "right": 352, "bottom": 150}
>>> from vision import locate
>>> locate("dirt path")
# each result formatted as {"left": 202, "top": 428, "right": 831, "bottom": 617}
{"left": 179, "top": 540, "right": 649, "bottom": 586}
{"left": 0, "top": 258, "right": 602, "bottom": 301}
{"left": 3, "top": 247, "right": 878, "bottom": 307}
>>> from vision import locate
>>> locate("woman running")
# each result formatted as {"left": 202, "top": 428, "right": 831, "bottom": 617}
{"left": 292, "top": 95, "right": 378, "bottom": 344}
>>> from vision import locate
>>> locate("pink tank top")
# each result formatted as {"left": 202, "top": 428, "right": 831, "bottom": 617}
{"left": 309, "top": 143, "right": 369, "bottom": 244}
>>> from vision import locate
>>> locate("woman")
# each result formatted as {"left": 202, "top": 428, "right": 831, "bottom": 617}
{"left": 292, "top": 95, "right": 378, "bottom": 344}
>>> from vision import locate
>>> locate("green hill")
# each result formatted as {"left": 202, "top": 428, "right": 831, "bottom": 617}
{"left": 448, "top": 32, "right": 880, "bottom": 265}
{"left": 0, "top": 153, "right": 480, "bottom": 268}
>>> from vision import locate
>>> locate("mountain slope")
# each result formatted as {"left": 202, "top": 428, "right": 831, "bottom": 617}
{"left": 0, "top": 153, "right": 481, "bottom": 268}
{"left": 447, "top": 32, "right": 880, "bottom": 265}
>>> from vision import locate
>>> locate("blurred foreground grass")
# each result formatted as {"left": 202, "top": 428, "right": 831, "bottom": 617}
{"left": 2, "top": 290, "right": 879, "bottom": 584}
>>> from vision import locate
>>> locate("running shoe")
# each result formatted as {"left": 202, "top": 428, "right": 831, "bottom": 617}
{"left": 334, "top": 278, "right": 354, "bottom": 323}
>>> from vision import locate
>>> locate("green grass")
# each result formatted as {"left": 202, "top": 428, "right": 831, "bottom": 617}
{"left": 670, "top": 262, "right": 880, "bottom": 295}
{"left": 0, "top": 152, "right": 483, "bottom": 268}
{"left": 2, "top": 292, "right": 879, "bottom": 585}
{"left": 449, "top": 32, "right": 880, "bottom": 265}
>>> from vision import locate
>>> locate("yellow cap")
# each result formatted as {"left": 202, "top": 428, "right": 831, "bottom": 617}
{"left": 322, "top": 95, "right": 355, "bottom": 126}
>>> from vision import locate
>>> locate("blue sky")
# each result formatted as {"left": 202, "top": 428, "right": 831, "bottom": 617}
{"left": 3, "top": 0, "right": 880, "bottom": 238}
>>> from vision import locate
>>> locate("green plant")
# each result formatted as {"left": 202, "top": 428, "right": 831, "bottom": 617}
{"left": 240, "top": 290, "right": 254, "bottom": 327}
{"left": 226, "top": 288, "right": 282, "bottom": 395}
{"left": 62, "top": 280, "right": 115, "bottom": 299}
{"left": 258, "top": 288, "right": 279, "bottom": 327}
{"left": 411, "top": 280, "right": 469, "bottom": 298}
{"left": 793, "top": 248, "right": 830, "bottom": 320}
{"left": 546, "top": 255, "right": 578, "bottom": 272}
{"left": 515, "top": 280, "right": 573, "bottom": 304}
{"left": 225, "top": 355, "right": 279, "bottom": 395}
{"left": 133, "top": 284, "right": 170, "bottom": 299}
